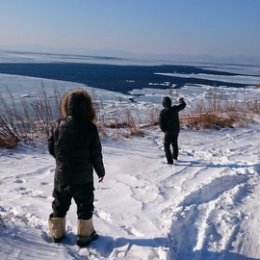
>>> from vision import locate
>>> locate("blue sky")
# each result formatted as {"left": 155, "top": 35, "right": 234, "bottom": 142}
{"left": 0, "top": 0, "right": 259, "bottom": 58}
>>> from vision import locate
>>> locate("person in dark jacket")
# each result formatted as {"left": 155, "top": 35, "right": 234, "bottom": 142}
{"left": 48, "top": 88, "right": 105, "bottom": 247}
{"left": 159, "top": 96, "right": 186, "bottom": 164}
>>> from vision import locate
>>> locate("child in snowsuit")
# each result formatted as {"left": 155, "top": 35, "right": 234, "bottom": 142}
{"left": 159, "top": 96, "right": 186, "bottom": 164}
{"left": 48, "top": 89, "right": 105, "bottom": 247}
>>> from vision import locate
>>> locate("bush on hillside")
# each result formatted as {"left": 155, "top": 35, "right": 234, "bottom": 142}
{"left": 0, "top": 87, "right": 259, "bottom": 147}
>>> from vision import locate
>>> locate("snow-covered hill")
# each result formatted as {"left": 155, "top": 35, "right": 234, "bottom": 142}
{"left": 1, "top": 124, "right": 259, "bottom": 260}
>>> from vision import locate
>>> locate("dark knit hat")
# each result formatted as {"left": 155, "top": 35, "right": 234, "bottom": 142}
{"left": 162, "top": 96, "right": 172, "bottom": 108}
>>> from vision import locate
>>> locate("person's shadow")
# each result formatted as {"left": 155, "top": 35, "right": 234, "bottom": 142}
{"left": 75, "top": 234, "right": 260, "bottom": 260}
{"left": 87, "top": 235, "right": 168, "bottom": 258}
{"left": 2, "top": 226, "right": 258, "bottom": 260}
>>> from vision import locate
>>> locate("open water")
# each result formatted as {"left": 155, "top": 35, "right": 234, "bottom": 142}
{"left": 0, "top": 62, "right": 251, "bottom": 94}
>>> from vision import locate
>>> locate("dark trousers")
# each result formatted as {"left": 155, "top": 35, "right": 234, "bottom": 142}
{"left": 52, "top": 181, "right": 94, "bottom": 219}
{"left": 164, "top": 133, "right": 179, "bottom": 163}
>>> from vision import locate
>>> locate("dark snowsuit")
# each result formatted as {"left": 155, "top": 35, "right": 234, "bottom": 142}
{"left": 48, "top": 90, "right": 105, "bottom": 220}
{"left": 159, "top": 97, "right": 186, "bottom": 164}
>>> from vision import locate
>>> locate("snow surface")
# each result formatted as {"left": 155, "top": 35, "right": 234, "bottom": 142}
{"left": 0, "top": 74, "right": 260, "bottom": 260}
{"left": 155, "top": 72, "right": 260, "bottom": 86}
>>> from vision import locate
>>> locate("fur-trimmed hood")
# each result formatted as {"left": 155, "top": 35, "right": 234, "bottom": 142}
{"left": 61, "top": 89, "right": 95, "bottom": 122}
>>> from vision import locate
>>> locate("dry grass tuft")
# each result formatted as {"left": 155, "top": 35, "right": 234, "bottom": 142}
{"left": 181, "top": 113, "right": 235, "bottom": 130}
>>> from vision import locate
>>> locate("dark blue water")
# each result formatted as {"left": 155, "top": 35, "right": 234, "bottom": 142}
{"left": 0, "top": 63, "right": 246, "bottom": 94}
